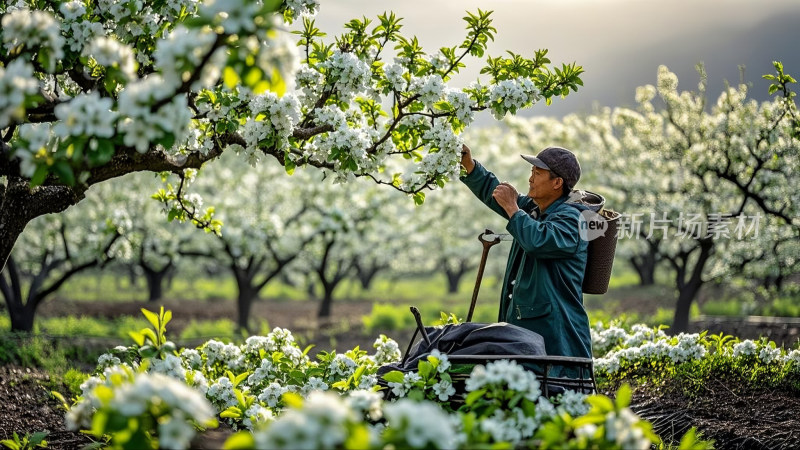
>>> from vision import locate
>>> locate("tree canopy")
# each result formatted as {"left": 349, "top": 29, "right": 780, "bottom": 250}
{"left": 0, "top": 0, "right": 584, "bottom": 274}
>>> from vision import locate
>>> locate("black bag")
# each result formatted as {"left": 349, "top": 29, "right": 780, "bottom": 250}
{"left": 376, "top": 321, "right": 547, "bottom": 381}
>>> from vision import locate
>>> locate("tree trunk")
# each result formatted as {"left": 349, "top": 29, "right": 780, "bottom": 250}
{"left": 142, "top": 262, "right": 172, "bottom": 303}
{"left": 354, "top": 258, "right": 385, "bottom": 290}
{"left": 318, "top": 284, "right": 334, "bottom": 318}
{"left": 630, "top": 254, "right": 656, "bottom": 286}
{"left": 0, "top": 179, "right": 83, "bottom": 273}
{"left": 670, "top": 239, "right": 714, "bottom": 334}
{"left": 357, "top": 266, "right": 380, "bottom": 290}
{"left": 2, "top": 257, "right": 41, "bottom": 332}
{"left": 671, "top": 278, "right": 704, "bottom": 333}
{"left": 445, "top": 270, "right": 462, "bottom": 294}
{"left": 443, "top": 260, "right": 471, "bottom": 294}
{"left": 8, "top": 303, "right": 35, "bottom": 332}
{"left": 630, "top": 240, "right": 659, "bottom": 286}
{"left": 236, "top": 286, "right": 257, "bottom": 332}
{"left": 144, "top": 269, "right": 166, "bottom": 303}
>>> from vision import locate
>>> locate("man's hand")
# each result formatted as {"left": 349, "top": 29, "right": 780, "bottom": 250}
{"left": 461, "top": 144, "right": 475, "bottom": 174}
{"left": 493, "top": 182, "right": 520, "bottom": 217}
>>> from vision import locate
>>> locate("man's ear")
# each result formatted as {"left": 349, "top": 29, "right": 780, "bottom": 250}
{"left": 552, "top": 177, "right": 563, "bottom": 191}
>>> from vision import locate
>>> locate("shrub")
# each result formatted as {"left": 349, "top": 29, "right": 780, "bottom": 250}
{"left": 701, "top": 298, "right": 743, "bottom": 317}
{"left": 38, "top": 316, "right": 114, "bottom": 337}
{"left": 362, "top": 303, "right": 414, "bottom": 333}
{"left": 179, "top": 319, "right": 239, "bottom": 342}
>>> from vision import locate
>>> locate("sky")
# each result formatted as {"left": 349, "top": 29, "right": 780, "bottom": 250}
{"left": 313, "top": 0, "right": 800, "bottom": 121}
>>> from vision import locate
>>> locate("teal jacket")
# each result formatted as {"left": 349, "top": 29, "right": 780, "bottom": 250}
{"left": 461, "top": 161, "right": 592, "bottom": 360}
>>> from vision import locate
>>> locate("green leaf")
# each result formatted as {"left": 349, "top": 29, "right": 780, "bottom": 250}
{"left": 244, "top": 66, "right": 264, "bottom": 88}
{"left": 29, "top": 432, "right": 48, "bottom": 446}
{"left": 382, "top": 370, "right": 404, "bottom": 383}
{"left": 464, "top": 388, "right": 485, "bottom": 406}
{"left": 223, "top": 431, "right": 256, "bottom": 450}
{"left": 234, "top": 389, "right": 246, "bottom": 406}
{"left": 90, "top": 411, "right": 109, "bottom": 438}
{"left": 614, "top": 384, "right": 632, "bottom": 409}
{"left": 285, "top": 154, "right": 296, "bottom": 175}
{"left": 418, "top": 360, "right": 433, "bottom": 379}
{"left": 223, "top": 66, "right": 241, "bottom": 90}
{"left": 234, "top": 372, "right": 249, "bottom": 386}
{"left": 220, "top": 407, "right": 243, "bottom": 419}
{"left": 282, "top": 392, "right": 304, "bottom": 409}
{"left": 0, "top": 439, "right": 21, "bottom": 450}
{"left": 138, "top": 345, "right": 158, "bottom": 359}
{"left": 141, "top": 308, "right": 160, "bottom": 330}
{"left": 93, "top": 139, "right": 115, "bottom": 166}
{"left": 53, "top": 161, "right": 76, "bottom": 186}
{"left": 140, "top": 328, "right": 158, "bottom": 345}
{"left": 128, "top": 331, "right": 145, "bottom": 347}
{"left": 30, "top": 164, "right": 49, "bottom": 187}
{"left": 344, "top": 425, "right": 370, "bottom": 449}
{"left": 352, "top": 365, "right": 366, "bottom": 382}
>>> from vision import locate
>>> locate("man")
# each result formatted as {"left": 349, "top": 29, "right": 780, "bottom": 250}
{"left": 460, "top": 144, "right": 592, "bottom": 361}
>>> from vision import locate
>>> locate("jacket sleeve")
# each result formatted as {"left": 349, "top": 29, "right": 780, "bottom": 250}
{"left": 460, "top": 160, "right": 528, "bottom": 219}
{"left": 505, "top": 208, "right": 582, "bottom": 259}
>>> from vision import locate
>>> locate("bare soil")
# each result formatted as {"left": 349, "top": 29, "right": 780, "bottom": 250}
{"left": 3, "top": 298, "right": 800, "bottom": 449}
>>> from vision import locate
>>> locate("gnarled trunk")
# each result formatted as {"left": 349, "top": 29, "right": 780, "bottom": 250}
{"left": 0, "top": 179, "right": 83, "bottom": 273}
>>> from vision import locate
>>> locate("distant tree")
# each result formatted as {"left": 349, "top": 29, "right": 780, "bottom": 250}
{"left": 577, "top": 63, "right": 800, "bottom": 332}
{"left": 168, "top": 152, "right": 320, "bottom": 331}
{"left": 0, "top": 193, "right": 128, "bottom": 331}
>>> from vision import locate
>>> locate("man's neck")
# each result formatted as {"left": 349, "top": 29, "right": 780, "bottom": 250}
{"left": 535, "top": 195, "right": 561, "bottom": 214}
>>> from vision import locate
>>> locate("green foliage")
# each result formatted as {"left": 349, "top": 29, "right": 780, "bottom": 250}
{"left": 759, "top": 293, "right": 800, "bottom": 317}
{"left": 38, "top": 316, "right": 115, "bottom": 337}
{"left": 361, "top": 303, "right": 414, "bottom": 332}
{"left": 129, "top": 307, "right": 177, "bottom": 359}
{"left": 0, "top": 431, "right": 48, "bottom": 450}
{"left": 15, "top": 336, "right": 70, "bottom": 374}
{"left": 178, "top": 318, "right": 239, "bottom": 341}
{"left": 700, "top": 298, "right": 743, "bottom": 317}
{"left": 112, "top": 316, "right": 152, "bottom": 340}
{"left": 151, "top": 178, "right": 223, "bottom": 236}
{"left": 62, "top": 368, "right": 89, "bottom": 397}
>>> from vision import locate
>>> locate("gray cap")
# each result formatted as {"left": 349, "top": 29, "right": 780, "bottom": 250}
{"left": 521, "top": 146, "right": 581, "bottom": 191}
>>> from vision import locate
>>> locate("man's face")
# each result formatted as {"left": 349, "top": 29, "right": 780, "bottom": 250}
{"left": 527, "top": 166, "right": 558, "bottom": 200}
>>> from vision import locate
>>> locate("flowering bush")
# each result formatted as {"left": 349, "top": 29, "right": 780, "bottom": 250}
{"left": 64, "top": 367, "right": 217, "bottom": 450}
{"left": 60, "top": 309, "right": 717, "bottom": 449}
{"left": 591, "top": 321, "right": 800, "bottom": 394}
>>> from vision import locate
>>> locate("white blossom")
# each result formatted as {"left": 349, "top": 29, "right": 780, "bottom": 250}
{"left": 383, "top": 399, "right": 458, "bottom": 449}
{"left": 253, "top": 391, "right": 355, "bottom": 449}
{"left": 411, "top": 74, "right": 445, "bottom": 107}
{"left": 732, "top": 339, "right": 758, "bottom": 358}
{"left": 199, "top": 0, "right": 261, "bottom": 34}
{"left": 604, "top": 407, "right": 651, "bottom": 449}
{"left": 53, "top": 92, "right": 118, "bottom": 139}
{"left": 384, "top": 63, "right": 407, "bottom": 91}
{"left": 0, "top": 59, "right": 39, "bottom": 128}
{"left": 320, "top": 51, "right": 372, "bottom": 100}
{"left": 2, "top": 9, "right": 65, "bottom": 72}
{"left": 346, "top": 389, "right": 383, "bottom": 421}
{"left": 84, "top": 37, "right": 137, "bottom": 81}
